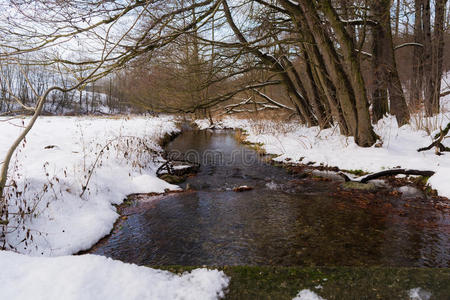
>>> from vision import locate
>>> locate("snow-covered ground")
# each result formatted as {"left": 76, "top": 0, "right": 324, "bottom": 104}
{"left": 196, "top": 98, "right": 450, "bottom": 198}
{"left": 0, "top": 115, "right": 180, "bottom": 255}
{"left": 0, "top": 251, "right": 229, "bottom": 300}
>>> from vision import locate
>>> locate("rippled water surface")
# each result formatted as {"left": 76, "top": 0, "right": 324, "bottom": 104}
{"left": 93, "top": 130, "right": 450, "bottom": 267}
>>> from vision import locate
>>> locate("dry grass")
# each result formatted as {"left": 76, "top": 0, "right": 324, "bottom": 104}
{"left": 410, "top": 111, "right": 449, "bottom": 135}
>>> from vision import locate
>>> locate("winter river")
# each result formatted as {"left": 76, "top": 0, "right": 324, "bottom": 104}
{"left": 92, "top": 130, "right": 449, "bottom": 267}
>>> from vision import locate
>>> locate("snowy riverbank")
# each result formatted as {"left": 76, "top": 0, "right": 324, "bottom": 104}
{"left": 0, "top": 116, "right": 181, "bottom": 255}
{"left": 196, "top": 104, "right": 450, "bottom": 198}
{"left": 0, "top": 115, "right": 234, "bottom": 299}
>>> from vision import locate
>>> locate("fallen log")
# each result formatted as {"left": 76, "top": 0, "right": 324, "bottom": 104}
{"left": 338, "top": 169, "right": 435, "bottom": 183}
{"left": 156, "top": 159, "right": 200, "bottom": 177}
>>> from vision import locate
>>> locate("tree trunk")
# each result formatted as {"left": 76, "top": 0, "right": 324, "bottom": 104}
{"left": 315, "top": 0, "right": 378, "bottom": 146}
{"left": 370, "top": 0, "right": 410, "bottom": 126}
{"left": 411, "top": 0, "right": 424, "bottom": 110}
{"left": 423, "top": 0, "right": 433, "bottom": 115}
{"left": 430, "top": 0, "right": 448, "bottom": 115}
{"left": 281, "top": 0, "right": 359, "bottom": 137}
{"left": 295, "top": 20, "right": 348, "bottom": 134}
{"left": 281, "top": 56, "right": 330, "bottom": 128}
{"left": 394, "top": 0, "right": 401, "bottom": 40}
{"left": 340, "top": 0, "right": 356, "bottom": 43}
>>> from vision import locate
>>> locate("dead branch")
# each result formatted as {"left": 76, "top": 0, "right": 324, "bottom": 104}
{"left": 417, "top": 123, "right": 450, "bottom": 155}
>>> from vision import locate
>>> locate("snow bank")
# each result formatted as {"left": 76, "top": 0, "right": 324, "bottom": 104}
{"left": 198, "top": 106, "right": 450, "bottom": 198}
{"left": 0, "top": 251, "right": 229, "bottom": 300}
{"left": 0, "top": 116, "right": 180, "bottom": 255}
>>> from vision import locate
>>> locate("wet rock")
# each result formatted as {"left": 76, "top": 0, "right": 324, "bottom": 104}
{"left": 233, "top": 185, "right": 253, "bottom": 192}
{"left": 341, "top": 181, "right": 377, "bottom": 191}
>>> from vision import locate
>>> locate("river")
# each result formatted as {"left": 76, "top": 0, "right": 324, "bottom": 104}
{"left": 92, "top": 130, "right": 449, "bottom": 267}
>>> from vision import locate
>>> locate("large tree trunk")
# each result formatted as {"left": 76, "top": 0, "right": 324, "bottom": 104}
{"left": 296, "top": 20, "right": 348, "bottom": 134}
{"left": 430, "top": 0, "right": 448, "bottom": 115}
{"left": 370, "top": 0, "right": 410, "bottom": 126}
{"left": 423, "top": 0, "right": 433, "bottom": 115}
{"left": 281, "top": 56, "right": 331, "bottom": 128}
{"left": 411, "top": 0, "right": 424, "bottom": 110}
{"left": 281, "top": 1, "right": 358, "bottom": 135}
{"left": 315, "top": 0, "right": 377, "bottom": 146}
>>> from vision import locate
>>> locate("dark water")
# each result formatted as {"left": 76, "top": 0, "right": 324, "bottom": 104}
{"left": 93, "top": 130, "right": 450, "bottom": 267}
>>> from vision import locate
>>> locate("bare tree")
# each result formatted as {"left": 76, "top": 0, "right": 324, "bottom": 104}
{"left": 0, "top": 0, "right": 223, "bottom": 224}
{"left": 370, "top": 0, "right": 410, "bottom": 125}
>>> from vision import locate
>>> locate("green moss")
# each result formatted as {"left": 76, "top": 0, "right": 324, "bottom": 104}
{"left": 238, "top": 138, "right": 266, "bottom": 155}
{"left": 152, "top": 266, "right": 450, "bottom": 299}
{"left": 342, "top": 169, "right": 369, "bottom": 176}
{"left": 122, "top": 199, "right": 133, "bottom": 207}
{"left": 271, "top": 161, "right": 284, "bottom": 168}
{"left": 341, "top": 182, "right": 377, "bottom": 191}
{"left": 412, "top": 175, "right": 430, "bottom": 186}
{"left": 424, "top": 186, "right": 438, "bottom": 196}
{"left": 159, "top": 174, "right": 185, "bottom": 184}
{"left": 409, "top": 176, "right": 439, "bottom": 196}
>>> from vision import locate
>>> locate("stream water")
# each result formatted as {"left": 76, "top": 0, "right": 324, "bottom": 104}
{"left": 93, "top": 130, "right": 449, "bottom": 267}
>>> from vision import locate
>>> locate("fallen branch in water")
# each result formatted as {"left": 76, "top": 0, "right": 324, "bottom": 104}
{"left": 338, "top": 169, "right": 435, "bottom": 183}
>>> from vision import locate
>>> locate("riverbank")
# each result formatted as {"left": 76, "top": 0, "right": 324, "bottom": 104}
{"left": 0, "top": 115, "right": 181, "bottom": 256}
{"left": 195, "top": 110, "right": 450, "bottom": 199}
{"left": 0, "top": 116, "right": 234, "bottom": 299}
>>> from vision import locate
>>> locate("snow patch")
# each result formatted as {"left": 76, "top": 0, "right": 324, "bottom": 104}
{"left": 0, "top": 251, "right": 229, "bottom": 300}
{"left": 408, "top": 287, "right": 432, "bottom": 300}
{"left": 292, "top": 289, "right": 326, "bottom": 300}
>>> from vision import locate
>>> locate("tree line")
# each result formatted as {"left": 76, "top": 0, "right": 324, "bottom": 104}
{"left": 106, "top": 0, "right": 450, "bottom": 147}
{"left": 1, "top": 0, "right": 450, "bottom": 204}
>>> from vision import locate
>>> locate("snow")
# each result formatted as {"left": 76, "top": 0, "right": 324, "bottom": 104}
{"left": 0, "top": 250, "right": 229, "bottom": 300}
{"left": 291, "top": 287, "right": 433, "bottom": 300}
{"left": 408, "top": 287, "right": 432, "bottom": 300}
{"left": 292, "top": 289, "right": 326, "bottom": 300}
{"left": 196, "top": 100, "right": 450, "bottom": 198}
{"left": 0, "top": 115, "right": 181, "bottom": 255}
